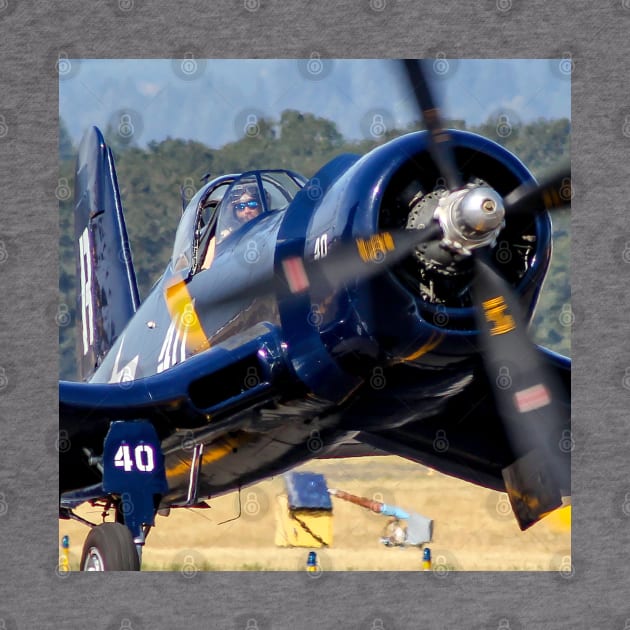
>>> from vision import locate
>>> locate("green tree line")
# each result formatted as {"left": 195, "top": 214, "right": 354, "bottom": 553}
{"left": 59, "top": 112, "right": 570, "bottom": 380}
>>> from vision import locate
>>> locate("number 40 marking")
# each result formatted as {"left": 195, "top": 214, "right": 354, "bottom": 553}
{"left": 114, "top": 444, "right": 155, "bottom": 472}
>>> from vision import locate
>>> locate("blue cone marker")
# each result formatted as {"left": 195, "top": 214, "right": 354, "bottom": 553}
{"left": 60, "top": 535, "right": 70, "bottom": 571}
{"left": 422, "top": 547, "right": 431, "bottom": 571}
{"left": 306, "top": 551, "right": 318, "bottom": 572}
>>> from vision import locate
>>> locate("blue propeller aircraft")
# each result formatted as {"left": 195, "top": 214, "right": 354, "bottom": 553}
{"left": 59, "top": 60, "right": 571, "bottom": 570}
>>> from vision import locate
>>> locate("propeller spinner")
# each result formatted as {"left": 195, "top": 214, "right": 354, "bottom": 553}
{"left": 434, "top": 184, "right": 506, "bottom": 255}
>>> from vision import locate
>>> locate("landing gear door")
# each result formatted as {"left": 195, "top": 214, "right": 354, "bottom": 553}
{"left": 102, "top": 420, "right": 168, "bottom": 539}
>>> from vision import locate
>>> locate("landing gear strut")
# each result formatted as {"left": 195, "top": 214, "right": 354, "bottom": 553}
{"left": 68, "top": 419, "right": 167, "bottom": 571}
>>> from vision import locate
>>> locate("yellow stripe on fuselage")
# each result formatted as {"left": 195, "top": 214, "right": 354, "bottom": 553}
{"left": 164, "top": 278, "right": 211, "bottom": 354}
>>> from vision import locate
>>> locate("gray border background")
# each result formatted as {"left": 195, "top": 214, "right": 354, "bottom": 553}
{"left": 0, "top": 1, "right": 627, "bottom": 628}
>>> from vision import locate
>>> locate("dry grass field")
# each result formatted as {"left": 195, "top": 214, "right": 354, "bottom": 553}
{"left": 59, "top": 456, "right": 570, "bottom": 571}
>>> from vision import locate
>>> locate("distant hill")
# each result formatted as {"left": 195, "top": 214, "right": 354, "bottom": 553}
{"left": 59, "top": 59, "right": 571, "bottom": 149}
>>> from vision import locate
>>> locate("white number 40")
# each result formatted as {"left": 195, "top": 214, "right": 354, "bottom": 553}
{"left": 114, "top": 444, "right": 155, "bottom": 473}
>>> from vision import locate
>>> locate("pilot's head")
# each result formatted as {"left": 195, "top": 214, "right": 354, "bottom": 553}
{"left": 231, "top": 185, "right": 262, "bottom": 224}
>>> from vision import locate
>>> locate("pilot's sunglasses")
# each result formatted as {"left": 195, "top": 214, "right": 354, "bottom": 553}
{"left": 235, "top": 200, "right": 259, "bottom": 210}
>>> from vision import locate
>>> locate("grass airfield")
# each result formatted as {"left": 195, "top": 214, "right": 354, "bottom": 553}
{"left": 59, "top": 456, "right": 570, "bottom": 571}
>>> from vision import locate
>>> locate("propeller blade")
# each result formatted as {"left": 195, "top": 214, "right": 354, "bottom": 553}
{"left": 401, "top": 59, "right": 464, "bottom": 191}
{"left": 306, "top": 223, "right": 443, "bottom": 294}
{"left": 209, "top": 223, "right": 443, "bottom": 307}
{"left": 503, "top": 162, "right": 571, "bottom": 218}
{"left": 472, "top": 253, "right": 568, "bottom": 529}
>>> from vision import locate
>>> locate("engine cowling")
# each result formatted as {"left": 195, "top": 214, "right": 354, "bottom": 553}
{"left": 303, "top": 130, "right": 552, "bottom": 370}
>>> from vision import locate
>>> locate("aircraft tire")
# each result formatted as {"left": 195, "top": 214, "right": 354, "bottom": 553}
{"left": 80, "top": 522, "right": 141, "bottom": 571}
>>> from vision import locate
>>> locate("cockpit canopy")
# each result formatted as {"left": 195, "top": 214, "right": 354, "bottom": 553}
{"left": 171, "top": 169, "right": 306, "bottom": 274}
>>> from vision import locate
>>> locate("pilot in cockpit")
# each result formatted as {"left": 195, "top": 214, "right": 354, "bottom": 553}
{"left": 197, "top": 172, "right": 301, "bottom": 272}
{"left": 201, "top": 183, "right": 266, "bottom": 270}
{"left": 232, "top": 186, "right": 263, "bottom": 223}
{"left": 219, "top": 184, "right": 266, "bottom": 239}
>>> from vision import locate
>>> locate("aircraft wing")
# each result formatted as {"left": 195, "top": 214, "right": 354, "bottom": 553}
{"left": 337, "top": 346, "right": 571, "bottom": 529}
{"left": 59, "top": 322, "right": 290, "bottom": 494}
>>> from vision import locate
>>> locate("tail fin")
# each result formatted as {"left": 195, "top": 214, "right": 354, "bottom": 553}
{"left": 74, "top": 127, "right": 140, "bottom": 381}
